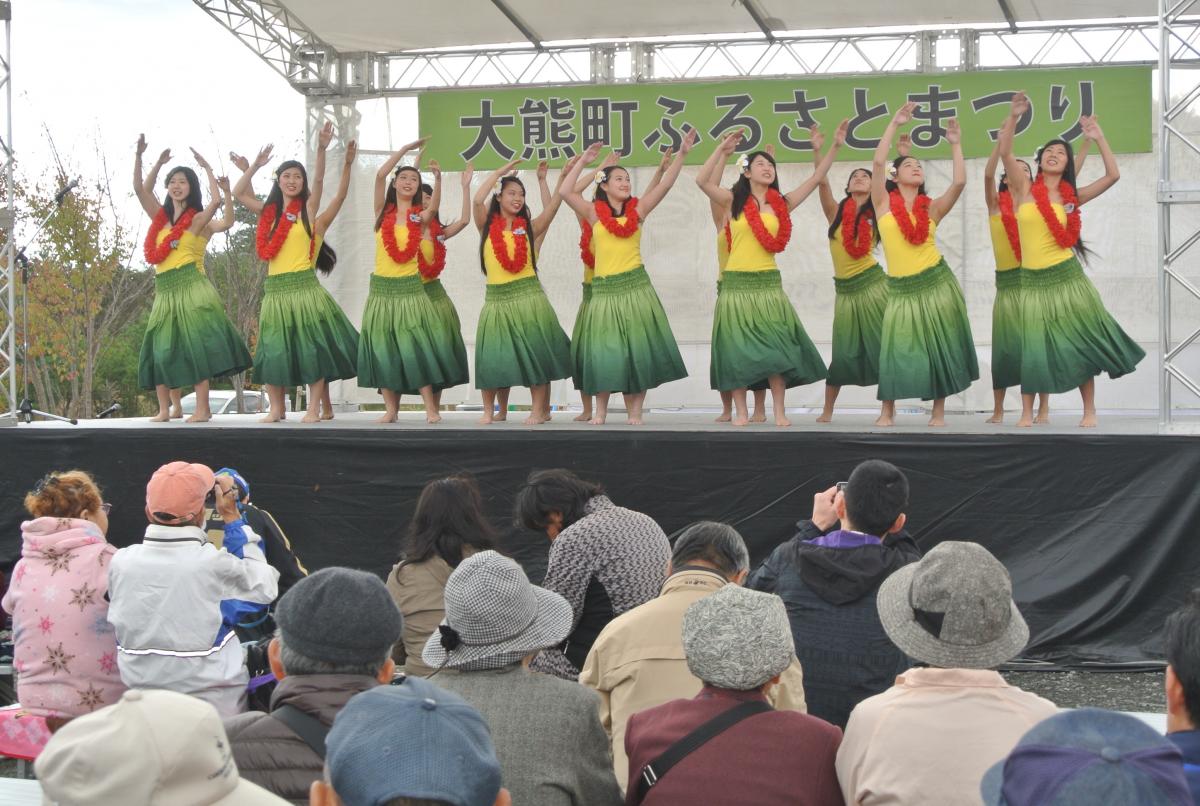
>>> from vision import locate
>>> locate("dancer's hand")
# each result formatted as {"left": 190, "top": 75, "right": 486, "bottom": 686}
{"left": 252, "top": 144, "right": 274, "bottom": 169}
{"left": 600, "top": 150, "right": 619, "bottom": 169}
{"left": 717, "top": 129, "right": 743, "bottom": 156}
{"left": 579, "top": 141, "right": 604, "bottom": 164}
{"left": 537, "top": 160, "right": 548, "bottom": 181}
{"left": 891, "top": 101, "right": 917, "bottom": 126}
{"left": 810, "top": 124, "right": 825, "bottom": 153}
{"left": 680, "top": 127, "right": 698, "bottom": 156}
{"left": 344, "top": 140, "right": 358, "bottom": 165}
{"left": 946, "top": 118, "right": 961, "bottom": 145}
{"left": 317, "top": 121, "right": 334, "bottom": 151}
{"left": 898, "top": 132, "right": 912, "bottom": 157}
{"left": 834, "top": 118, "right": 849, "bottom": 147}
{"left": 229, "top": 152, "right": 250, "bottom": 173}
{"left": 658, "top": 148, "right": 674, "bottom": 172}
{"left": 156, "top": 148, "right": 172, "bottom": 166}
{"left": 216, "top": 176, "right": 232, "bottom": 196}
{"left": 1009, "top": 91, "right": 1030, "bottom": 120}
{"left": 400, "top": 136, "right": 428, "bottom": 153}
{"left": 765, "top": 143, "right": 776, "bottom": 158}
{"left": 429, "top": 157, "right": 440, "bottom": 178}
{"left": 136, "top": 134, "right": 148, "bottom": 157}
{"left": 1081, "top": 115, "right": 1104, "bottom": 141}
{"left": 461, "top": 162, "right": 474, "bottom": 188}
{"left": 190, "top": 148, "right": 211, "bottom": 171}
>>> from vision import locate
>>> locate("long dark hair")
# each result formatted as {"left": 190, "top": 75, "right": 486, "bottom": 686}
{"left": 827, "top": 168, "right": 879, "bottom": 243}
{"left": 1035, "top": 139, "right": 1090, "bottom": 260}
{"left": 263, "top": 160, "right": 337, "bottom": 275}
{"left": 477, "top": 176, "right": 538, "bottom": 275}
{"left": 514, "top": 468, "right": 603, "bottom": 532}
{"left": 402, "top": 475, "right": 498, "bottom": 567}
{"left": 997, "top": 159, "right": 1031, "bottom": 194}
{"left": 731, "top": 151, "right": 781, "bottom": 221}
{"left": 161, "top": 167, "right": 203, "bottom": 224}
{"left": 374, "top": 166, "right": 425, "bottom": 231}
{"left": 593, "top": 165, "right": 632, "bottom": 217}
{"left": 884, "top": 156, "right": 927, "bottom": 196}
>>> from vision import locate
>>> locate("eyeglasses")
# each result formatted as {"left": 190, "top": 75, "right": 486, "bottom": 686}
{"left": 100, "top": 503, "right": 112, "bottom": 514}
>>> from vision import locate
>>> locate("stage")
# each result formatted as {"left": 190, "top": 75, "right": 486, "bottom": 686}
{"left": 2, "top": 408, "right": 1198, "bottom": 669}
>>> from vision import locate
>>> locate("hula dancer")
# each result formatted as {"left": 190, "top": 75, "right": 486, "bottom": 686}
{"left": 134, "top": 136, "right": 250, "bottom": 423}
{"left": 470, "top": 157, "right": 576, "bottom": 425}
{"left": 999, "top": 93, "right": 1142, "bottom": 428}
{"left": 232, "top": 124, "right": 360, "bottom": 424}
{"left": 560, "top": 134, "right": 695, "bottom": 425}
{"left": 872, "top": 102, "right": 978, "bottom": 427}
{"left": 356, "top": 140, "right": 454, "bottom": 423}
{"left": 696, "top": 123, "right": 845, "bottom": 427}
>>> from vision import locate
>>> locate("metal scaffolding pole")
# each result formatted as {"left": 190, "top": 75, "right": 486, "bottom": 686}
{"left": 0, "top": 1, "right": 14, "bottom": 425}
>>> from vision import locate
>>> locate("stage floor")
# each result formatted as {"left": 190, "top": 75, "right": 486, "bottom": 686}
{"left": 7, "top": 408, "right": 1188, "bottom": 436}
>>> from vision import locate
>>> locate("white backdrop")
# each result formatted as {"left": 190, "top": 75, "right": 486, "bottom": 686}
{"left": 318, "top": 148, "right": 1193, "bottom": 413}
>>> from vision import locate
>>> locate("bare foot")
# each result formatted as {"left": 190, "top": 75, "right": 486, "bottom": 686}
{"left": 478, "top": 414, "right": 494, "bottom": 425}
{"left": 589, "top": 416, "right": 607, "bottom": 425}
{"left": 543, "top": 411, "right": 553, "bottom": 422}
{"left": 426, "top": 413, "right": 442, "bottom": 424}
{"left": 149, "top": 412, "right": 170, "bottom": 423}
{"left": 375, "top": 413, "right": 398, "bottom": 424}
{"left": 523, "top": 413, "right": 547, "bottom": 425}
{"left": 749, "top": 413, "right": 767, "bottom": 423}
{"left": 574, "top": 412, "right": 592, "bottom": 422}
{"left": 732, "top": 415, "right": 749, "bottom": 427}
{"left": 874, "top": 414, "right": 894, "bottom": 427}
{"left": 300, "top": 412, "right": 321, "bottom": 423}
{"left": 321, "top": 412, "right": 335, "bottom": 421}
{"left": 494, "top": 412, "right": 508, "bottom": 422}
{"left": 715, "top": 412, "right": 732, "bottom": 423}
{"left": 1079, "top": 412, "right": 1098, "bottom": 428}
{"left": 170, "top": 408, "right": 184, "bottom": 420}
{"left": 627, "top": 418, "right": 644, "bottom": 425}
{"left": 259, "top": 412, "right": 282, "bottom": 423}
{"left": 775, "top": 416, "right": 792, "bottom": 427}
{"left": 1016, "top": 415, "right": 1033, "bottom": 428}
{"left": 928, "top": 417, "right": 947, "bottom": 427}
{"left": 185, "top": 412, "right": 212, "bottom": 424}
{"left": 1034, "top": 413, "right": 1050, "bottom": 424}
{"left": 816, "top": 412, "right": 832, "bottom": 423}
{"left": 985, "top": 413, "right": 1003, "bottom": 424}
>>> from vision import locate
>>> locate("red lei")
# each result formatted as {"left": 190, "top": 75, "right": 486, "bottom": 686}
{"left": 742, "top": 189, "right": 792, "bottom": 253}
{"left": 143, "top": 208, "right": 196, "bottom": 265}
{"left": 840, "top": 197, "right": 875, "bottom": 259}
{"left": 594, "top": 197, "right": 639, "bottom": 237}
{"left": 381, "top": 203, "right": 424, "bottom": 266}
{"left": 1030, "top": 175, "right": 1082, "bottom": 250}
{"left": 418, "top": 218, "right": 447, "bottom": 280}
{"left": 997, "top": 190, "right": 1022, "bottom": 262}
{"left": 579, "top": 220, "right": 595, "bottom": 269}
{"left": 256, "top": 199, "right": 311, "bottom": 261}
{"left": 888, "top": 190, "right": 932, "bottom": 246}
{"left": 488, "top": 214, "right": 529, "bottom": 274}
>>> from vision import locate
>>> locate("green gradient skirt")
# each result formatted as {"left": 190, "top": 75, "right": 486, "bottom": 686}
{"left": 137, "top": 264, "right": 252, "bottom": 390}
{"left": 570, "top": 282, "right": 593, "bottom": 390}
{"left": 877, "top": 260, "right": 979, "bottom": 401}
{"left": 422, "top": 279, "right": 470, "bottom": 391}
{"left": 991, "top": 269, "right": 1023, "bottom": 390}
{"left": 827, "top": 264, "right": 888, "bottom": 388}
{"left": 357, "top": 274, "right": 463, "bottom": 393}
{"left": 253, "top": 269, "right": 360, "bottom": 387}
{"left": 574, "top": 266, "right": 687, "bottom": 395}
{"left": 1018, "top": 257, "right": 1145, "bottom": 394}
{"left": 474, "top": 276, "right": 572, "bottom": 390}
{"left": 711, "top": 269, "right": 826, "bottom": 392}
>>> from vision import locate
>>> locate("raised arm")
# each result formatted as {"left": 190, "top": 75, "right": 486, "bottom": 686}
{"left": 929, "top": 119, "right": 966, "bottom": 222}
{"left": 784, "top": 119, "right": 848, "bottom": 210}
{"left": 998, "top": 94, "right": 1031, "bottom": 203}
{"left": 1074, "top": 136, "right": 1091, "bottom": 174}
{"left": 472, "top": 158, "right": 523, "bottom": 231}
{"left": 375, "top": 137, "right": 427, "bottom": 218}
{"left": 1075, "top": 116, "right": 1118, "bottom": 206}
{"left": 574, "top": 150, "right": 617, "bottom": 195}
{"left": 189, "top": 148, "right": 223, "bottom": 232}
{"left": 232, "top": 145, "right": 272, "bottom": 215}
{"left": 693, "top": 141, "right": 731, "bottom": 229}
{"left": 133, "top": 135, "right": 165, "bottom": 218}
{"left": 560, "top": 142, "right": 605, "bottom": 224}
{"left": 644, "top": 147, "right": 673, "bottom": 197}
{"left": 441, "top": 163, "right": 474, "bottom": 239}
{"left": 635, "top": 128, "right": 697, "bottom": 219}
{"left": 531, "top": 154, "right": 582, "bottom": 244}
{"left": 207, "top": 176, "right": 236, "bottom": 235}
{"left": 307, "top": 121, "right": 333, "bottom": 221}
{"left": 872, "top": 102, "right": 915, "bottom": 212}
{"left": 696, "top": 131, "right": 741, "bottom": 209}
{"left": 420, "top": 161, "right": 442, "bottom": 224}
{"left": 314, "top": 141, "right": 357, "bottom": 236}
{"left": 983, "top": 139, "right": 1001, "bottom": 215}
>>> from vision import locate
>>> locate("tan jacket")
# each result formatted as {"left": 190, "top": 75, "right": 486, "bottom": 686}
{"left": 386, "top": 549, "right": 476, "bottom": 678}
{"left": 579, "top": 568, "right": 807, "bottom": 788}
{"left": 835, "top": 667, "right": 1058, "bottom": 805}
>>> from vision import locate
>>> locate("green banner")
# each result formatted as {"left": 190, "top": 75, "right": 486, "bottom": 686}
{"left": 417, "top": 66, "right": 1150, "bottom": 169}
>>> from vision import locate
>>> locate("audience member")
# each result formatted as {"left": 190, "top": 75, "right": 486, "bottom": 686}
{"left": 387, "top": 474, "right": 497, "bottom": 677}
{"left": 748, "top": 460, "right": 921, "bottom": 726}
{"left": 980, "top": 708, "right": 1191, "bottom": 805}
{"left": 581, "top": 521, "right": 808, "bottom": 787}
{"left": 516, "top": 469, "right": 671, "bottom": 680}
{"left": 2, "top": 470, "right": 125, "bottom": 719}
{"left": 224, "top": 568, "right": 401, "bottom": 805}
{"left": 35, "top": 688, "right": 288, "bottom": 805}
{"left": 1165, "top": 589, "right": 1200, "bottom": 803}
{"left": 107, "top": 461, "right": 279, "bottom": 717}
{"left": 311, "top": 677, "right": 510, "bottom": 806}
{"left": 422, "top": 550, "right": 623, "bottom": 805}
{"left": 836, "top": 541, "right": 1056, "bottom": 805}
{"left": 623, "top": 584, "right": 843, "bottom": 805}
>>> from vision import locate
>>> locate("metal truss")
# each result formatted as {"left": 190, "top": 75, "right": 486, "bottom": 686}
{"left": 194, "top": 4, "right": 1199, "bottom": 95}
{"left": 0, "top": 1, "right": 14, "bottom": 421}
{"left": 1159, "top": 0, "right": 1200, "bottom": 429}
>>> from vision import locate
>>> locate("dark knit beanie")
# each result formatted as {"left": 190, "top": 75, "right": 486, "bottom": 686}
{"left": 275, "top": 567, "right": 402, "bottom": 665}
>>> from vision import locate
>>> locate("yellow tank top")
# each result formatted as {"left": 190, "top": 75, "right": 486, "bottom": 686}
{"left": 828, "top": 232, "right": 877, "bottom": 280}
{"left": 374, "top": 224, "right": 419, "bottom": 278}
{"left": 725, "top": 210, "right": 781, "bottom": 273}
{"left": 1016, "top": 202, "right": 1074, "bottom": 270}
{"left": 988, "top": 214, "right": 1021, "bottom": 271}
{"left": 482, "top": 228, "right": 537, "bottom": 285}
{"left": 267, "top": 218, "right": 316, "bottom": 276}
{"left": 716, "top": 230, "right": 729, "bottom": 279}
{"left": 154, "top": 228, "right": 207, "bottom": 274}
{"left": 591, "top": 218, "right": 643, "bottom": 278}
{"left": 878, "top": 211, "right": 942, "bottom": 278}
{"left": 419, "top": 238, "right": 439, "bottom": 284}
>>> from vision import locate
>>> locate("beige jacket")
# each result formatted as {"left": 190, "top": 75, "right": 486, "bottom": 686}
{"left": 835, "top": 667, "right": 1058, "bottom": 805}
{"left": 579, "top": 568, "right": 807, "bottom": 788}
{"left": 386, "top": 549, "right": 476, "bottom": 678}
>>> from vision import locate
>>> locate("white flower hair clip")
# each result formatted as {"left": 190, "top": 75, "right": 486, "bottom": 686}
{"left": 737, "top": 154, "right": 750, "bottom": 172}
{"left": 594, "top": 170, "right": 606, "bottom": 185}
{"left": 886, "top": 163, "right": 898, "bottom": 180}
{"left": 493, "top": 179, "right": 503, "bottom": 196}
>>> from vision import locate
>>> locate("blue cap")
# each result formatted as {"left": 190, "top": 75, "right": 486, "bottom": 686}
{"left": 214, "top": 467, "right": 249, "bottom": 501}
{"left": 980, "top": 708, "right": 1190, "bottom": 805}
{"left": 326, "top": 677, "right": 502, "bottom": 806}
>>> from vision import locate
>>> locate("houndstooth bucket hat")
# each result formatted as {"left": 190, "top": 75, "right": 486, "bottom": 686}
{"left": 422, "top": 550, "right": 572, "bottom": 672}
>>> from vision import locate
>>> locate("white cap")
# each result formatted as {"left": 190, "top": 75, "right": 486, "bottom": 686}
{"left": 35, "top": 689, "right": 287, "bottom": 806}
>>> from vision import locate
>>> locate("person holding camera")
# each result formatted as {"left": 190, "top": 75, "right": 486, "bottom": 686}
{"left": 107, "top": 461, "right": 280, "bottom": 718}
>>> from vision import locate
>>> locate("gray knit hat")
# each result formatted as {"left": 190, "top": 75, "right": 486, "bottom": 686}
{"left": 275, "top": 567, "right": 403, "bottom": 666}
{"left": 422, "top": 550, "right": 572, "bottom": 672}
{"left": 681, "top": 584, "right": 794, "bottom": 691}
{"left": 876, "top": 541, "right": 1029, "bottom": 669}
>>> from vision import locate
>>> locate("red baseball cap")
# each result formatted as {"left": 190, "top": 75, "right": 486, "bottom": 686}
{"left": 145, "top": 461, "right": 215, "bottom": 525}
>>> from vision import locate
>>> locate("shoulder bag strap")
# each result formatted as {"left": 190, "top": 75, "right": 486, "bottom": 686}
{"left": 271, "top": 704, "right": 330, "bottom": 759}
